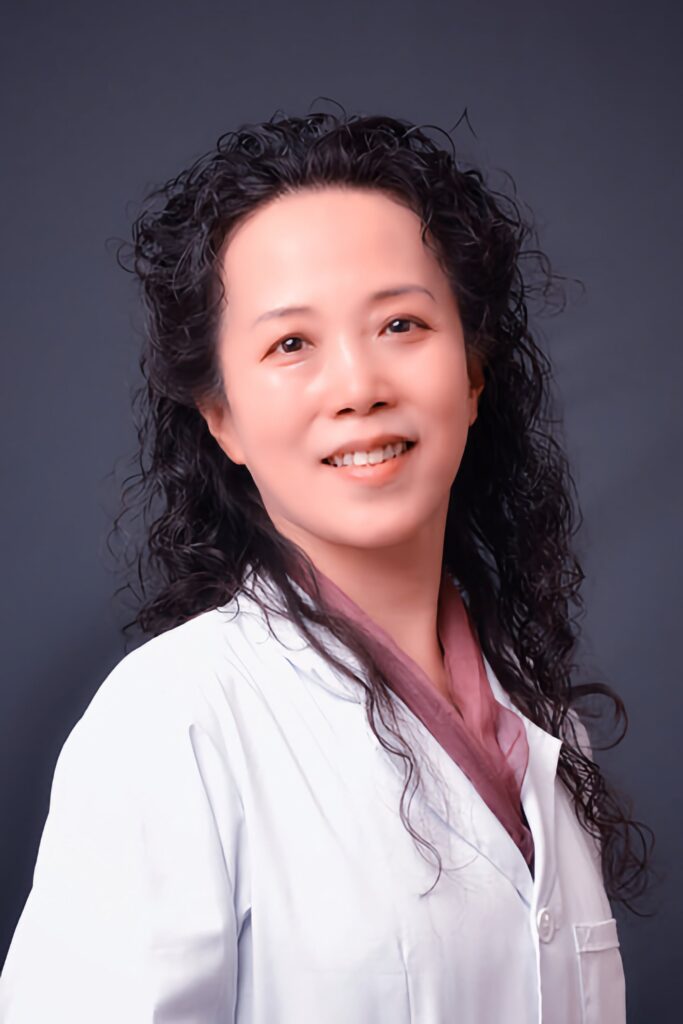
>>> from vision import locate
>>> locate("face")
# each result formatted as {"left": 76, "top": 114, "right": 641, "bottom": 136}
{"left": 199, "top": 186, "right": 484, "bottom": 568}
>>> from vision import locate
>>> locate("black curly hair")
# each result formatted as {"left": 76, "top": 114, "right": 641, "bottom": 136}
{"left": 108, "top": 101, "right": 656, "bottom": 912}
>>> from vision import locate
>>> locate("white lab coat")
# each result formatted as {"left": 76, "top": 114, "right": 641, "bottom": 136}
{"left": 0, "top": 569, "right": 626, "bottom": 1023}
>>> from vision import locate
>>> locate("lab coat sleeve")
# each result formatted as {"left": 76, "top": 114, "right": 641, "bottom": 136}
{"left": 0, "top": 651, "right": 243, "bottom": 1023}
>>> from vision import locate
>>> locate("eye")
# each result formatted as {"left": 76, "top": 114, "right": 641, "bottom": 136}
{"left": 272, "top": 335, "right": 310, "bottom": 356}
{"left": 269, "top": 317, "right": 429, "bottom": 357}
{"left": 382, "top": 317, "right": 429, "bottom": 335}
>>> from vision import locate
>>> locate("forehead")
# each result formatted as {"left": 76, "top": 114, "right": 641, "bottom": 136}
{"left": 218, "top": 187, "right": 442, "bottom": 311}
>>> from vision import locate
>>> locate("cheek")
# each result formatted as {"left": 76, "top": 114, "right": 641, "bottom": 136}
{"left": 424, "top": 371, "right": 473, "bottom": 434}
{"left": 233, "top": 375, "right": 303, "bottom": 452}
{"left": 413, "top": 340, "right": 471, "bottom": 406}
{"left": 421, "top": 384, "right": 475, "bottom": 482}
{"left": 233, "top": 407, "right": 313, "bottom": 501}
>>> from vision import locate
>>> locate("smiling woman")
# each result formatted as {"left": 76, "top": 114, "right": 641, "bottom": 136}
{"left": 0, "top": 105, "right": 654, "bottom": 1023}
{"left": 197, "top": 185, "right": 484, "bottom": 577}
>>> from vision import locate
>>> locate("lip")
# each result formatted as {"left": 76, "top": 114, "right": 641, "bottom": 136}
{"left": 321, "top": 433, "right": 416, "bottom": 463}
{"left": 321, "top": 440, "right": 417, "bottom": 484}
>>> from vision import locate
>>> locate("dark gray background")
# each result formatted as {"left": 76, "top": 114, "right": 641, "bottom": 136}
{"left": 1, "top": 1, "right": 680, "bottom": 1018}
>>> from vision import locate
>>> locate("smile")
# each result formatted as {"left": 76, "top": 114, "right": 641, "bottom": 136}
{"left": 322, "top": 439, "right": 416, "bottom": 468}
{"left": 321, "top": 440, "right": 417, "bottom": 483}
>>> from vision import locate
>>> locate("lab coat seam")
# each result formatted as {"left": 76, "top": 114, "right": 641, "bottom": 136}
{"left": 187, "top": 721, "right": 242, "bottom": 888}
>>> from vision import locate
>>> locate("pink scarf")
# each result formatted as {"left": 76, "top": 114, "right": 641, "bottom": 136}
{"left": 296, "top": 560, "right": 534, "bottom": 872}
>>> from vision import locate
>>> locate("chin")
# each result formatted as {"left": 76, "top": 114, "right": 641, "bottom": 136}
{"left": 322, "top": 520, "right": 425, "bottom": 551}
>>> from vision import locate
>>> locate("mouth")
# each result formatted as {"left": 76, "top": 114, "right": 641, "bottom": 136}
{"left": 321, "top": 439, "right": 417, "bottom": 468}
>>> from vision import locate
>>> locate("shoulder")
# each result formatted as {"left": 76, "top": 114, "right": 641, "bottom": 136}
{"left": 561, "top": 706, "right": 594, "bottom": 761}
{"left": 486, "top": 640, "right": 595, "bottom": 761}
{"left": 58, "top": 600, "right": 262, "bottom": 797}
{"left": 36, "top": 601, "right": 263, "bottom": 905}
{"left": 86, "top": 599, "right": 256, "bottom": 722}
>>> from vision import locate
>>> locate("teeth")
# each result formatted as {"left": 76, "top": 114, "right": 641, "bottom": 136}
{"left": 328, "top": 440, "right": 410, "bottom": 468}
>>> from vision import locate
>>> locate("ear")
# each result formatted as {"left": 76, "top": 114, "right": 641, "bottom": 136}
{"left": 196, "top": 398, "right": 247, "bottom": 466}
{"left": 467, "top": 352, "right": 485, "bottom": 427}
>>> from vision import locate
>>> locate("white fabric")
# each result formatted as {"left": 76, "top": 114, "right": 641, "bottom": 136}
{"left": 0, "top": 576, "right": 626, "bottom": 1023}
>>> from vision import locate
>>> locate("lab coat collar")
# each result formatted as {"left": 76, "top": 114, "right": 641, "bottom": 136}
{"left": 228, "top": 567, "right": 563, "bottom": 908}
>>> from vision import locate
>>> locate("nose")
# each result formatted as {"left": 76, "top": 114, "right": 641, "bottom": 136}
{"left": 320, "top": 334, "right": 394, "bottom": 414}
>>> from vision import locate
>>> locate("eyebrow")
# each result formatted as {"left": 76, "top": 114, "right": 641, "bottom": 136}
{"left": 251, "top": 285, "right": 436, "bottom": 327}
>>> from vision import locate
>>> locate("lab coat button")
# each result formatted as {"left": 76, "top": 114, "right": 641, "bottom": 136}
{"left": 536, "top": 907, "right": 555, "bottom": 942}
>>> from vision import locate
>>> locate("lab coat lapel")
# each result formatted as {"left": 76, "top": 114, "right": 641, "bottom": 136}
{"left": 387, "top": 682, "right": 536, "bottom": 905}
{"left": 388, "top": 654, "right": 562, "bottom": 908}
{"left": 483, "top": 656, "right": 563, "bottom": 910}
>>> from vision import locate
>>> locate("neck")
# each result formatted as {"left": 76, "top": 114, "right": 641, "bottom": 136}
{"left": 281, "top": 509, "right": 448, "bottom": 686}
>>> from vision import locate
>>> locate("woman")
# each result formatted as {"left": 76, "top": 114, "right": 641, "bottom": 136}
{"left": 0, "top": 107, "right": 654, "bottom": 1022}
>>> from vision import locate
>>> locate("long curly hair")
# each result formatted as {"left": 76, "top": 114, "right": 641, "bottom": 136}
{"left": 109, "top": 102, "right": 656, "bottom": 912}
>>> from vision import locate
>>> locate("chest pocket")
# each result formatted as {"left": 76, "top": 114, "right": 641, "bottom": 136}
{"left": 573, "top": 917, "right": 626, "bottom": 1024}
